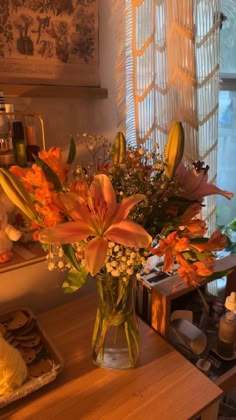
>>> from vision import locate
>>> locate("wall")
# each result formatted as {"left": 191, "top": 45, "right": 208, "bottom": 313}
{"left": 1, "top": 0, "right": 117, "bottom": 313}
{"left": 0, "top": 262, "right": 95, "bottom": 315}
{"left": 6, "top": 1, "right": 117, "bottom": 148}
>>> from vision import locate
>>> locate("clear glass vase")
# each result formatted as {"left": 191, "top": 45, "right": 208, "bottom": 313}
{"left": 92, "top": 272, "right": 140, "bottom": 369}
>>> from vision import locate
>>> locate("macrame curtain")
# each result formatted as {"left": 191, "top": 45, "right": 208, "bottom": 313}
{"left": 113, "top": 0, "right": 222, "bottom": 233}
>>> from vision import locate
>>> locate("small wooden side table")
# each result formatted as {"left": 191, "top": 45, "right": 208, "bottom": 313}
{"left": 0, "top": 294, "right": 223, "bottom": 420}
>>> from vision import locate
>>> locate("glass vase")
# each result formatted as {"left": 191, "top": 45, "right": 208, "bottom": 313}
{"left": 92, "top": 272, "right": 140, "bottom": 369}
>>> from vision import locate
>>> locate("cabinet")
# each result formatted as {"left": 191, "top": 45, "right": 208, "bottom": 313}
{"left": 137, "top": 255, "right": 236, "bottom": 339}
{"left": 136, "top": 255, "right": 236, "bottom": 393}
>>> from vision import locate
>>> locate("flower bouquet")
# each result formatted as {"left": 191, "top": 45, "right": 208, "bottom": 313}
{"left": 0, "top": 121, "right": 233, "bottom": 369}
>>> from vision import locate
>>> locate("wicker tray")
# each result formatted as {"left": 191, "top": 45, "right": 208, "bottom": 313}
{"left": 0, "top": 306, "right": 64, "bottom": 408}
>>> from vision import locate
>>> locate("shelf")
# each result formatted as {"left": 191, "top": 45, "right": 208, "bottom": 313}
{"left": 2, "top": 84, "right": 108, "bottom": 98}
{"left": 0, "top": 242, "right": 46, "bottom": 274}
{"left": 139, "top": 254, "right": 236, "bottom": 338}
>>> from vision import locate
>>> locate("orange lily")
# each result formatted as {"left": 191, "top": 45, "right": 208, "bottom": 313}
{"left": 176, "top": 254, "right": 215, "bottom": 287}
{"left": 38, "top": 147, "right": 69, "bottom": 183}
{"left": 180, "top": 219, "right": 207, "bottom": 237}
{"left": 39, "top": 174, "right": 152, "bottom": 276}
{"left": 190, "top": 230, "right": 227, "bottom": 253}
{"left": 150, "top": 231, "right": 189, "bottom": 272}
{"left": 176, "top": 162, "right": 234, "bottom": 201}
{"left": 180, "top": 203, "right": 202, "bottom": 224}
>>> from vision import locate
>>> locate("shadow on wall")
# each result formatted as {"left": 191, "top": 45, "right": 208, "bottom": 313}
{"left": 0, "top": 261, "right": 96, "bottom": 314}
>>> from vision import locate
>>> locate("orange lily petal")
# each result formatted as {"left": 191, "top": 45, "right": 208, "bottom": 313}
{"left": 163, "top": 248, "right": 174, "bottom": 272}
{"left": 177, "top": 162, "right": 234, "bottom": 201}
{"left": 84, "top": 237, "right": 108, "bottom": 276}
{"left": 39, "top": 221, "right": 94, "bottom": 244}
{"left": 90, "top": 174, "right": 116, "bottom": 220}
{"left": 58, "top": 192, "right": 91, "bottom": 222}
{"left": 106, "top": 220, "right": 152, "bottom": 248}
{"left": 112, "top": 194, "right": 146, "bottom": 224}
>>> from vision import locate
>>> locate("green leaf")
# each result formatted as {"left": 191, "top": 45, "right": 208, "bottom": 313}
{"left": 204, "top": 268, "right": 234, "bottom": 283}
{"left": 62, "top": 243, "right": 84, "bottom": 272}
{"left": 193, "top": 251, "right": 214, "bottom": 261}
{"left": 33, "top": 155, "right": 62, "bottom": 191}
{"left": 67, "top": 136, "right": 76, "bottom": 164}
{"left": 230, "top": 243, "right": 236, "bottom": 254}
{"left": 181, "top": 251, "right": 196, "bottom": 260}
{"left": 190, "top": 237, "right": 209, "bottom": 244}
{"left": 0, "top": 168, "right": 39, "bottom": 221}
{"left": 62, "top": 267, "right": 88, "bottom": 293}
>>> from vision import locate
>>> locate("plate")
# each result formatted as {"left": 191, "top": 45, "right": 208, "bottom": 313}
{"left": 0, "top": 306, "right": 64, "bottom": 408}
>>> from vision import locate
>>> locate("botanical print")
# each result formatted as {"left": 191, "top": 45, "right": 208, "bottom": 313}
{"left": 0, "top": 0, "right": 99, "bottom": 86}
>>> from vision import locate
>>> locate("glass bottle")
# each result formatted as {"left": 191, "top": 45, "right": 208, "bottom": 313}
{"left": 0, "top": 93, "right": 15, "bottom": 167}
{"left": 217, "top": 292, "right": 236, "bottom": 358}
{"left": 25, "top": 125, "right": 40, "bottom": 163}
{"left": 12, "top": 121, "right": 27, "bottom": 167}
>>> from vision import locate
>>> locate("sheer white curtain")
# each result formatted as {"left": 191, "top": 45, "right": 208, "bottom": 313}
{"left": 113, "top": 0, "right": 222, "bottom": 233}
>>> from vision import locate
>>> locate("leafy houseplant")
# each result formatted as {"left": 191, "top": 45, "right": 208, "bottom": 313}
{"left": 0, "top": 121, "right": 233, "bottom": 369}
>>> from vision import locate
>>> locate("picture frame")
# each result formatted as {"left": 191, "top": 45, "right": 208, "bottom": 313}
{"left": 0, "top": 0, "right": 100, "bottom": 88}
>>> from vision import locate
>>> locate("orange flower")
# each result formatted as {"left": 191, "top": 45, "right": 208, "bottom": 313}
{"left": 180, "top": 203, "right": 202, "bottom": 224}
{"left": 190, "top": 230, "right": 227, "bottom": 253}
{"left": 180, "top": 219, "right": 207, "bottom": 237}
{"left": 38, "top": 147, "right": 69, "bottom": 183}
{"left": 39, "top": 174, "right": 152, "bottom": 276}
{"left": 10, "top": 166, "right": 34, "bottom": 192}
{"left": 10, "top": 164, "right": 52, "bottom": 194}
{"left": 176, "top": 254, "right": 215, "bottom": 287}
{"left": 176, "top": 162, "right": 234, "bottom": 201}
{"left": 69, "top": 179, "right": 89, "bottom": 199}
{"left": 150, "top": 231, "right": 189, "bottom": 272}
{"left": 11, "top": 161, "right": 64, "bottom": 228}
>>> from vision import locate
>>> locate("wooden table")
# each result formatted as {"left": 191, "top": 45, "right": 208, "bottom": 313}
{"left": 0, "top": 294, "right": 223, "bottom": 420}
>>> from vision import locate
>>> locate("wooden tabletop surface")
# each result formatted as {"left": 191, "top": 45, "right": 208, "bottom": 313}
{"left": 0, "top": 293, "right": 223, "bottom": 420}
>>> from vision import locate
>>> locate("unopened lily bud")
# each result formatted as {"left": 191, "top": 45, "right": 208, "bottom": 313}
{"left": 165, "top": 121, "right": 185, "bottom": 180}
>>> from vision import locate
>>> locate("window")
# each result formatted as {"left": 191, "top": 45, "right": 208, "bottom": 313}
{"left": 216, "top": 2, "right": 236, "bottom": 228}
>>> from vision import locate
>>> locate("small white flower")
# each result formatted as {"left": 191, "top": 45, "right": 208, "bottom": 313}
{"left": 58, "top": 261, "right": 65, "bottom": 269}
{"left": 106, "top": 263, "right": 113, "bottom": 273}
{"left": 48, "top": 262, "right": 55, "bottom": 271}
{"left": 111, "top": 260, "right": 118, "bottom": 268}
{"left": 111, "top": 269, "right": 120, "bottom": 277}
{"left": 58, "top": 247, "right": 64, "bottom": 258}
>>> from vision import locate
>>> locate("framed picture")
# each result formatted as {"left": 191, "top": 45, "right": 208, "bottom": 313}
{"left": 0, "top": 0, "right": 99, "bottom": 87}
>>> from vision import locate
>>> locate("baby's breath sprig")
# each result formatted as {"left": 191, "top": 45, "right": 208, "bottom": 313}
{"left": 104, "top": 242, "right": 150, "bottom": 280}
